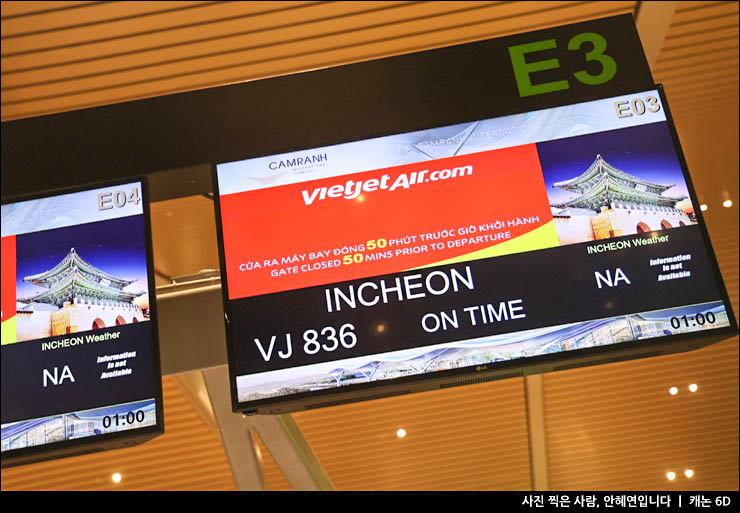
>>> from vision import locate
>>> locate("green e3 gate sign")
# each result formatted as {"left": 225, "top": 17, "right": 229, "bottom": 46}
{"left": 509, "top": 32, "right": 618, "bottom": 97}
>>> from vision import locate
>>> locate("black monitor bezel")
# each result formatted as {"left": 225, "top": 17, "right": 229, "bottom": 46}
{"left": 0, "top": 176, "right": 165, "bottom": 468}
{"left": 212, "top": 84, "right": 738, "bottom": 415}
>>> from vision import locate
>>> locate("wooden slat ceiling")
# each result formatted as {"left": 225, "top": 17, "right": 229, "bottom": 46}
{"left": 294, "top": 377, "right": 532, "bottom": 491}
{"left": 545, "top": 339, "right": 739, "bottom": 491}
{"left": 653, "top": 1, "right": 738, "bottom": 113}
{"left": 1, "top": 1, "right": 738, "bottom": 492}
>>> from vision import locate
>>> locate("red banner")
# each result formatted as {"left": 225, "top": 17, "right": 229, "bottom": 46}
{"left": 1, "top": 235, "right": 16, "bottom": 335}
{"left": 220, "top": 144, "right": 553, "bottom": 299}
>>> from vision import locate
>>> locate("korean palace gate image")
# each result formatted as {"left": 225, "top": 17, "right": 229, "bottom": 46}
{"left": 16, "top": 248, "right": 147, "bottom": 341}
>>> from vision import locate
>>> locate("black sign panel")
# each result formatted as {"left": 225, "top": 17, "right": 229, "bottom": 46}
{"left": 2, "top": 14, "right": 651, "bottom": 200}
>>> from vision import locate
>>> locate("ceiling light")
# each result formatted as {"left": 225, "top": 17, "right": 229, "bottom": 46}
{"left": 396, "top": 428, "right": 407, "bottom": 438}
{"left": 111, "top": 472, "right": 122, "bottom": 483}
{"left": 669, "top": 387, "right": 678, "bottom": 395}
{"left": 666, "top": 471, "right": 676, "bottom": 481}
{"left": 684, "top": 469, "right": 694, "bottom": 478}
{"left": 722, "top": 200, "right": 733, "bottom": 208}
{"left": 689, "top": 383, "right": 698, "bottom": 392}
{"left": 700, "top": 204, "right": 708, "bottom": 211}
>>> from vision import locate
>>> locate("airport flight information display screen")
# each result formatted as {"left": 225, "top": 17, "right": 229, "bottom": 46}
{"left": 215, "top": 88, "right": 735, "bottom": 412}
{"left": 1, "top": 180, "right": 162, "bottom": 464}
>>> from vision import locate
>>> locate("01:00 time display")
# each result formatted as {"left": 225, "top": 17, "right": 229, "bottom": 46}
{"left": 103, "top": 410, "right": 145, "bottom": 428}
{"left": 671, "top": 312, "right": 717, "bottom": 329}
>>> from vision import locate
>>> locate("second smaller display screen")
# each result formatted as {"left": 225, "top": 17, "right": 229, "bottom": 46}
{"left": 1, "top": 181, "right": 161, "bottom": 458}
